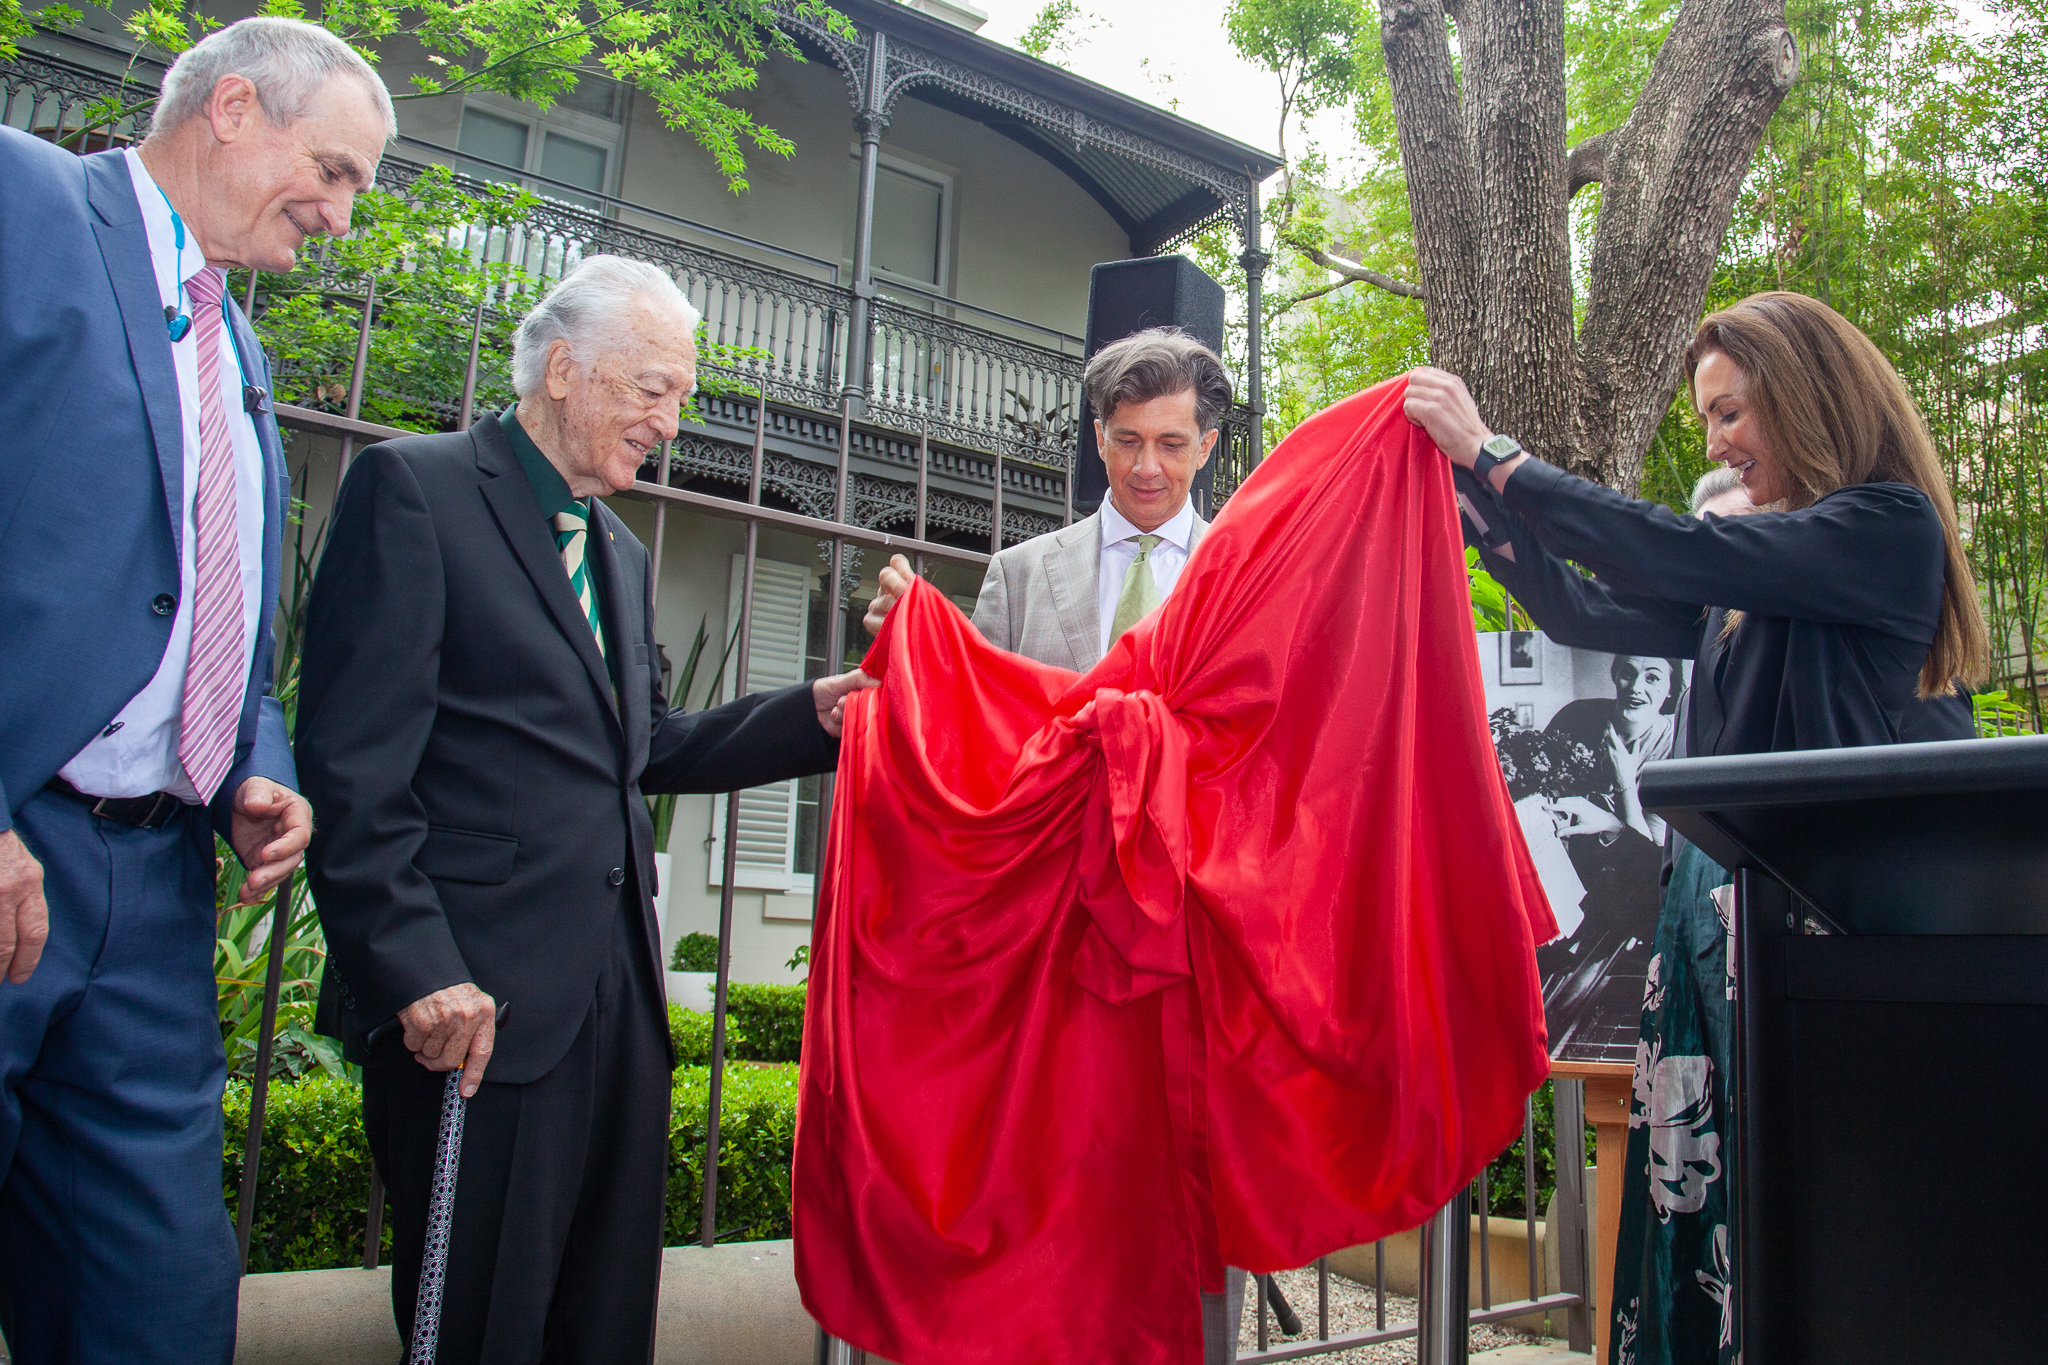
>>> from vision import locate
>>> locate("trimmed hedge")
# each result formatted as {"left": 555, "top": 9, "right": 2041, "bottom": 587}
{"left": 666, "top": 1062, "right": 801, "bottom": 1244}
{"left": 667, "top": 985, "right": 805, "bottom": 1064}
{"left": 725, "top": 983, "right": 805, "bottom": 1062}
{"left": 224, "top": 1073, "right": 390, "bottom": 1274}
{"left": 224, "top": 1059, "right": 800, "bottom": 1271}
{"left": 670, "top": 931, "right": 719, "bottom": 972}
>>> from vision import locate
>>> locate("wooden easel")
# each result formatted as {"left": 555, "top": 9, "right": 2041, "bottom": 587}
{"left": 1549, "top": 1059, "right": 1632, "bottom": 1365}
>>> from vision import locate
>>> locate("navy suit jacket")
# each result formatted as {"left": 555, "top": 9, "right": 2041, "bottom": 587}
{"left": 0, "top": 127, "right": 296, "bottom": 837}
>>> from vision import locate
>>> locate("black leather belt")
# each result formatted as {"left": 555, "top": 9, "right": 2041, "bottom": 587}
{"left": 45, "top": 776, "right": 189, "bottom": 829}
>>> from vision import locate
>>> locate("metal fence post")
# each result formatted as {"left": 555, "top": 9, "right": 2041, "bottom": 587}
{"left": 914, "top": 418, "right": 929, "bottom": 576}
{"left": 455, "top": 292, "right": 486, "bottom": 432}
{"left": 232, "top": 879, "right": 297, "bottom": 1271}
{"left": 335, "top": 273, "right": 378, "bottom": 490}
{"left": 1553, "top": 1077, "right": 1594, "bottom": 1352}
{"left": 362, "top": 1170, "right": 385, "bottom": 1269}
{"left": 816, "top": 1329, "right": 865, "bottom": 1365}
{"left": 1524, "top": 1093, "right": 1541, "bottom": 1306}
{"left": 990, "top": 448, "right": 1003, "bottom": 554}
{"left": 701, "top": 397, "right": 769, "bottom": 1246}
{"left": 1418, "top": 1188, "right": 1470, "bottom": 1365}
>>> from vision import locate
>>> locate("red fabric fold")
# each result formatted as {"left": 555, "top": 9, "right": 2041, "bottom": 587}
{"left": 793, "top": 377, "right": 1558, "bottom": 1365}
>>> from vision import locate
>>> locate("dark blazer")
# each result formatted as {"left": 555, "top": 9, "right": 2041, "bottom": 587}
{"left": 1456, "top": 460, "right": 1972, "bottom": 757}
{"left": 298, "top": 415, "right": 838, "bottom": 1082}
{"left": 0, "top": 129, "right": 296, "bottom": 836}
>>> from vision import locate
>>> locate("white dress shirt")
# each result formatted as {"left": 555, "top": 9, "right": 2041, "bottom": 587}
{"left": 1095, "top": 495, "right": 1197, "bottom": 656}
{"left": 59, "top": 150, "right": 266, "bottom": 802}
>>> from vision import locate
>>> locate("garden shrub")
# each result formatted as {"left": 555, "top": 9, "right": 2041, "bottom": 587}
{"left": 670, "top": 931, "right": 719, "bottom": 972}
{"left": 666, "top": 984, "right": 806, "bottom": 1063}
{"left": 727, "top": 982, "right": 805, "bottom": 1062}
{"left": 666, "top": 1063, "right": 801, "bottom": 1244}
{"left": 670, "top": 1002, "right": 714, "bottom": 1065}
{"left": 225, "top": 1062, "right": 801, "bottom": 1270}
{"left": 223, "top": 1073, "right": 391, "bottom": 1273}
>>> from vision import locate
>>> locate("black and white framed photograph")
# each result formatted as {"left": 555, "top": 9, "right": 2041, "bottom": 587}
{"left": 1481, "top": 632, "right": 1692, "bottom": 1064}
{"left": 1500, "top": 630, "right": 1544, "bottom": 684}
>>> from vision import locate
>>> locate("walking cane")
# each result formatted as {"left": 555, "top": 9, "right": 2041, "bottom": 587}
{"left": 367, "top": 1001, "right": 509, "bottom": 1365}
{"left": 407, "top": 1062, "right": 466, "bottom": 1365}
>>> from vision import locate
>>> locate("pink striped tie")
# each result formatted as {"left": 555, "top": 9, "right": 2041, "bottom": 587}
{"left": 178, "top": 266, "right": 245, "bottom": 804}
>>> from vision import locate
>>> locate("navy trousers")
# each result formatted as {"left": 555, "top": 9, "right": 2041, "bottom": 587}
{"left": 0, "top": 790, "right": 237, "bottom": 1365}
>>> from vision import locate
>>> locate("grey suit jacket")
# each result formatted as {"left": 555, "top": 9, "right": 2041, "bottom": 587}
{"left": 970, "top": 506, "right": 1212, "bottom": 670}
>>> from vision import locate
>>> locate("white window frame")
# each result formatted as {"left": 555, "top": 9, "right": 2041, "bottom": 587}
{"left": 847, "top": 147, "right": 956, "bottom": 296}
{"left": 457, "top": 92, "right": 623, "bottom": 207}
{"left": 708, "top": 557, "right": 816, "bottom": 897}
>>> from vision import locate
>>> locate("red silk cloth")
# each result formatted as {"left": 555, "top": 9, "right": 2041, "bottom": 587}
{"left": 793, "top": 378, "right": 1558, "bottom": 1364}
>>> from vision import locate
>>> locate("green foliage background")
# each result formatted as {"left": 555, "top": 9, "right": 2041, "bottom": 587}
{"left": 224, "top": 1027, "right": 806, "bottom": 1270}
{"left": 667, "top": 989, "right": 805, "bottom": 1064}
{"left": 1231, "top": 0, "right": 2048, "bottom": 725}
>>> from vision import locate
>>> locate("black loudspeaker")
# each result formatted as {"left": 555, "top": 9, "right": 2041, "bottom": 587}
{"left": 1075, "top": 256, "right": 1228, "bottom": 516}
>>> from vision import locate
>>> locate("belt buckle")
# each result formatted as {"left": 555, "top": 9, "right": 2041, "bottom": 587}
{"left": 88, "top": 791, "right": 182, "bottom": 829}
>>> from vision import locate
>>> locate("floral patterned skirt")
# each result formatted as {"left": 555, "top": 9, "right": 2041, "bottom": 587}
{"left": 1610, "top": 841, "right": 1738, "bottom": 1365}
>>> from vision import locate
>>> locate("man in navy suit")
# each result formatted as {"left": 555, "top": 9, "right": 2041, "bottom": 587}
{"left": 0, "top": 18, "right": 392, "bottom": 1362}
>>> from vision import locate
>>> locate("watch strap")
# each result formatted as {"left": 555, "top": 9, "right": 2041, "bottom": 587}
{"left": 1472, "top": 435, "right": 1524, "bottom": 484}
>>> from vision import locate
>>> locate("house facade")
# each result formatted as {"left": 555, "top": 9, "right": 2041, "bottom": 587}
{"left": 3, "top": 1, "right": 1281, "bottom": 986}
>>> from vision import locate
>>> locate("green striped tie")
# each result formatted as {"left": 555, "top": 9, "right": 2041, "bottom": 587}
{"left": 553, "top": 502, "right": 606, "bottom": 659}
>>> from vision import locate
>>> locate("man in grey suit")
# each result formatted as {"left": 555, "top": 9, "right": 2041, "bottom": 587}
{"left": 970, "top": 327, "right": 1227, "bottom": 670}
{"left": 866, "top": 326, "right": 1248, "bottom": 1362}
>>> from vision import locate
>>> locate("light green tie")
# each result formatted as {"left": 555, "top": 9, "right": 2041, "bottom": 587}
{"left": 552, "top": 502, "right": 606, "bottom": 659}
{"left": 1109, "top": 533, "right": 1164, "bottom": 643}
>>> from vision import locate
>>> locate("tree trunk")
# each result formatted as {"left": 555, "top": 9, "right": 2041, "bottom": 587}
{"left": 1379, "top": 0, "right": 1800, "bottom": 491}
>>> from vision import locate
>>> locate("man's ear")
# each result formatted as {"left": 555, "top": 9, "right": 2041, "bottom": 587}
{"left": 545, "top": 339, "right": 577, "bottom": 401}
{"left": 205, "top": 73, "right": 264, "bottom": 146}
{"left": 1193, "top": 426, "right": 1220, "bottom": 470}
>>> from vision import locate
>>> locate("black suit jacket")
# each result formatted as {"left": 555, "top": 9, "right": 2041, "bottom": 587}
{"left": 299, "top": 414, "right": 837, "bottom": 1082}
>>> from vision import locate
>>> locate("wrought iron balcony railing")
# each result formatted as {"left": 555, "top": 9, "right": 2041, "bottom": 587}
{"left": 2, "top": 38, "right": 1263, "bottom": 532}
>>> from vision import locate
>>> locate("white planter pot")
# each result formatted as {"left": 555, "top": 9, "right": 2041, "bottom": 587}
{"left": 666, "top": 970, "right": 716, "bottom": 1013}
{"left": 650, "top": 851, "right": 673, "bottom": 948}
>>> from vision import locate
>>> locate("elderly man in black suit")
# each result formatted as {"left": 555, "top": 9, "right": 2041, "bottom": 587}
{"left": 297, "top": 254, "right": 872, "bottom": 1361}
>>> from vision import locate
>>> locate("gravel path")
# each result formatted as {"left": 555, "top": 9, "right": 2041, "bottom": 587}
{"left": 1236, "top": 1264, "right": 1550, "bottom": 1363}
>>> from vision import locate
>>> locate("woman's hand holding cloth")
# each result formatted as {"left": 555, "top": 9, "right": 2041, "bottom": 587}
{"left": 795, "top": 378, "right": 1561, "bottom": 1364}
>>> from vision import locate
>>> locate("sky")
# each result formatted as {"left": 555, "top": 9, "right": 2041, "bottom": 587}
{"left": 971, "top": 0, "right": 1358, "bottom": 167}
{"left": 967, "top": 0, "right": 2015, "bottom": 182}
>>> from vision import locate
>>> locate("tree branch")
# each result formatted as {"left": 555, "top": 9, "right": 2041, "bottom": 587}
{"left": 1577, "top": 0, "right": 1800, "bottom": 491}
{"left": 393, "top": 0, "right": 660, "bottom": 103}
{"left": 1566, "top": 132, "right": 1610, "bottom": 197}
{"left": 1300, "top": 244, "right": 1425, "bottom": 298}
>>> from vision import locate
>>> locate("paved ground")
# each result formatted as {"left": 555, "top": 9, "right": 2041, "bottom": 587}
{"left": 0, "top": 1242, "right": 1593, "bottom": 1365}
{"left": 1237, "top": 1263, "right": 1573, "bottom": 1363}
{"left": 1472, "top": 1346, "right": 1594, "bottom": 1364}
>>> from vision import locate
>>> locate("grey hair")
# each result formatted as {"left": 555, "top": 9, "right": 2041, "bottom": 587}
{"left": 1084, "top": 327, "right": 1233, "bottom": 433}
{"left": 1689, "top": 464, "right": 1745, "bottom": 515}
{"left": 511, "top": 255, "right": 703, "bottom": 397}
{"left": 153, "top": 17, "right": 396, "bottom": 140}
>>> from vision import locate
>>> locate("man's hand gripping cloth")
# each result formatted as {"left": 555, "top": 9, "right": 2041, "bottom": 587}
{"left": 794, "top": 377, "right": 1559, "bottom": 1364}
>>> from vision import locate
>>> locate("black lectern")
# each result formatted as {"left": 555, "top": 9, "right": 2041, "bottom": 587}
{"left": 1641, "top": 734, "right": 2048, "bottom": 1365}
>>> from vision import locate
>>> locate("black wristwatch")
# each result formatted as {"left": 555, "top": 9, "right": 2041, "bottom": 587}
{"left": 1470, "top": 434, "right": 1524, "bottom": 484}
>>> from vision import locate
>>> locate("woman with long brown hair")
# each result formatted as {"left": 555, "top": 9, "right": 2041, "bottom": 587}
{"left": 1403, "top": 290, "right": 1988, "bottom": 1365}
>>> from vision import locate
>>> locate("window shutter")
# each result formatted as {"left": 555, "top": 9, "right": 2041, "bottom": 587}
{"left": 708, "top": 557, "right": 813, "bottom": 892}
